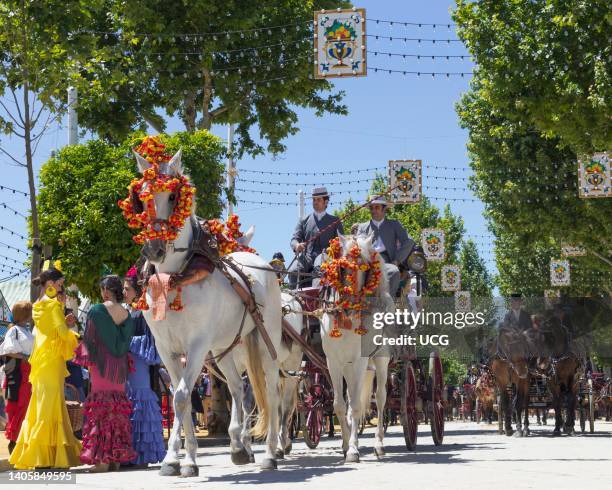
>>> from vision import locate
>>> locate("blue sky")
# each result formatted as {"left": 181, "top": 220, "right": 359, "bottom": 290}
{"left": 0, "top": 0, "right": 497, "bottom": 283}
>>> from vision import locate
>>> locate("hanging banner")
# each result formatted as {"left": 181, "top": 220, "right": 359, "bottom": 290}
{"left": 550, "top": 259, "right": 570, "bottom": 287}
{"left": 441, "top": 265, "right": 461, "bottom": 291}
{"left": 455, "top": 291, "right": 471, "bottom": 312}
{"left": 561, "top": 244, "right": 586, "bottom": 257}
{"left": 388, "top": 160, "right": 422, "bottom": 204}
{"left": 314, "top": 8, "right": 367, "bottom": 79}
{"left": 578, "top": 152, "right": 611, "bottom": 198}
{"left": 421, "top": 228, "right": 445, "bottom": 261}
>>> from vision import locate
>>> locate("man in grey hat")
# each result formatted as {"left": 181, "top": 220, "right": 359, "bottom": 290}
{"left": 356, "top": 197, "right": 414, "bottom": 297}
{"left": 503, "top": 293, "right": 533, "bottom": 333}
{"left": 289, "top": 187, "right": 344, "bottom": 288}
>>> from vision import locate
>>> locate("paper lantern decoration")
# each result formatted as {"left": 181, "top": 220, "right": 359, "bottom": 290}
{"left": 561, "top": 244, "right": 586, "bottom": 257}
{"left": 421, "top": 228, "right": 445, "bottom": 260}
{"left": 441, "top": 265, "right": 461, "bottom": 291}
{"left": 578, "top": 152, "right": 611, "bottom": 198}
{"left": 388, "top": 160, "right": 422, "bottom": 204}
{"left": 550, "top": 259, "right": 570, "bottom": 286}
{"left": 314, "top": 8, "right": 367, "bottom": 79}
{"left": 455, "top": 291, "right": 471, "bottom": 313}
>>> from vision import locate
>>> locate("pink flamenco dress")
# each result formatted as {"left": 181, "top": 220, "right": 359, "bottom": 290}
{"left": 74, "top": 304, "right": 136, "bottom": 465}
{"left": 8, "top": 298, "right": 81, "bottom": 469}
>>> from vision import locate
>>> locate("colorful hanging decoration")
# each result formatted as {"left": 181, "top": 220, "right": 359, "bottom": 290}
{"left": 421, "top": 228, "right": 445, "bottom": 260}
{"left": 314, "top": 8, "right": 366, "bottom": 79}
{"left": 320, "top": 237, "right": 382, "bottom": 337}
{"left": 118, "top": 136, "right": 196, "bottom": 244}
{"left": 441, "top": 265, "right": 461, "bottom": 292}
{"left": 454, "top": 291, "right": 471, "bottom": 313}
{"left": 388, "top": 160, "right": 422, "bottom": 204}
{"left": 206, "top": 215, "right": 256, "bottom": 256}
{"left": 550, "top": 259, "right": 571, "bottom": 287}
{"left": 578, "top": 152, "right": 611, "bottom": 198}
{"left": 561, "top": 244, "right": 586, "bottom": 257}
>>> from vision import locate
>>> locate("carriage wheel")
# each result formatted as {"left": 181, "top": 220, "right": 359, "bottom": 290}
{"left": 429, "top": 353, "right": 444, "bottom": 446}
{"left": 303, "top": 404, "right": 323, "bottom": 449}
{"left": 289, "top": 411, "right": 301, "bottom": 440}
{"left": 401, "top": 362, "right": 418, "bottom": 450}
{"left": 588, "top": 380, "right": 595, "bottom": 434}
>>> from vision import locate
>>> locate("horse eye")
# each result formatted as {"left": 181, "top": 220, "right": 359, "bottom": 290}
{"left": 169, "top": 194, "right": 176, "bottom": 202}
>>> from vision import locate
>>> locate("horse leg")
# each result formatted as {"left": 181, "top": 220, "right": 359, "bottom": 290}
{"left": 277, "top": 373, "right": 298, "bottom": 458}
{"left": 373, "top": 357, "right": 388, "bottom": 458}
{"left": 565, "top": 377, "right": 576, "bottom": 435}
{"left": 513, "top": 385, "right": 523, "bottom": 437}
{"left": 329, "top": 361, "right": 350, "bottom": 457}
{"left": 551, "top": 383, "right": 562, "bottom": 435}
{"left": 344, "top": 361, "right": 366, "bottom": 463}
{"left": 256, "top": 352, "right": 281, "bottom": 471}
{"left": 158, "top": 357, "right": 185, "bottom": 476}
{"left": 217, "top": 356, "right": 251, "bottom": 465}
{"left": 522, "top": 381, "right": 530, "bottom": 436}
{"left": 501, "top": 388, "right": 513, "bottom": 436}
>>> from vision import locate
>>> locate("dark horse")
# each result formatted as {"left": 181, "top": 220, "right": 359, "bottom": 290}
{"left": 489, "top": 327, "right": 533, "bottom": 437}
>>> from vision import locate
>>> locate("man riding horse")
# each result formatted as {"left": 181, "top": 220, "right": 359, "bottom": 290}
{"left": 288, "top": 187, "right": 343, "bottom": 289}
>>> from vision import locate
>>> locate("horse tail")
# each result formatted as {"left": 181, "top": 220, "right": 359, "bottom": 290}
{"left": 360, "top": 364, "right": 375, "bottom": 420}
{"left": 244, "top": 329, "right": 270, "bottom": 440}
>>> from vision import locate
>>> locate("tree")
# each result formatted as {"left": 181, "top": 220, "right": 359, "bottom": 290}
{"left": 0, "top": 0, "right": 98, "bottom": 296}
{"left": 37, "top": 130, "right": 226, "bottom": 299}
{"left": 68, "top": 0, "right": 350, "bottom": 155}
{"left": 453, "top": 0, "right": 611, "bottom": 154}
{"left": 459, "top": 240, "right": 494, "bottom": 298}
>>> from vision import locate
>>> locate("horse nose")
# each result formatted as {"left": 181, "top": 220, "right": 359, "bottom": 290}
{"left": 155, "top": 248, "right": 165, "bottom": 259}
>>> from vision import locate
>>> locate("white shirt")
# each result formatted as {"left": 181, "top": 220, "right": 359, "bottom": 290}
{"left": 0, "top": 324, "right": 34, "bottom": 356}
{"left": 371, "top": 219, "right": 386, "bottom": 253}
{"left": 313, "top": 210, "right": 326, "bottom": 220}
{"left": 512, "top": 309, "right": 521, "bottom": 322}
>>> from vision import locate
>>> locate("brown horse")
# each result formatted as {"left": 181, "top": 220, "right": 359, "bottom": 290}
{"left": 489, "top": 327, "right": 532, "bottom": 436}
{"left": 475, "top": 369, "right": 496, "bottom": 424}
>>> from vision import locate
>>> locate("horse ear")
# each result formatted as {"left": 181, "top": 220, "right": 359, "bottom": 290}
{"left": 240, "top": 225, "right": 255, "bottom": 246}
{"left": 168, "top": 149, "right": 183, "bottom": 175}
{"left": 338, "top": 232, "right": 347, "bottom": 249}
{"left": 133, "top": 150, "right": 151, "bottom": 174}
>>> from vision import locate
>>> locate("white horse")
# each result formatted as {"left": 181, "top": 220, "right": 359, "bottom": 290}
{"left": 133, "top": 150, "right": 283, "bottom": 476}
{"left": 320, "top": 234, "right": 394, "bottom": 462}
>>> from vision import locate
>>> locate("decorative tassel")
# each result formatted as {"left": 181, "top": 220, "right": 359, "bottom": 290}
{"left": 330, "top": 328, "right": 342, "bottom": 338}
{"left": 169, "top": 286, "right": 184, "bottom": 311}
{"left": 354, "top": 325, "right": 368, "bottom": 336}
{"left": 135, "top": 289, "right": 149, "bottom": 310}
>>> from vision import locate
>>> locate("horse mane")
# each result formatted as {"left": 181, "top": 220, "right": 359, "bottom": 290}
{"left": 352, "top": 234, "right": 390, "bottom": 298}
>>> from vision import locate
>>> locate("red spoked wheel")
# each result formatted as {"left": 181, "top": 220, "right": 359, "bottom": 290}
{"left": 429, "top": 352, "right": 445, "bottom": 446}
{"left": 303, "top": 401, "right": 323, "bottom": 449}
{"left": 401, "top": 362, "right": 418, "bottom": 450}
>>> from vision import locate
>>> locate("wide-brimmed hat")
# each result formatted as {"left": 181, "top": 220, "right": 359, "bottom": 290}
{"left": 368, "top": 196, "right": 387, "bottom": 207}
{"left": 312, "top": 187, "right": 329, "bottom": 198}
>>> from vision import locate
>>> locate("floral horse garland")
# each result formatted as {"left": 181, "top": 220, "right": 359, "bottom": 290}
{"left": 118, "top": 136, "right": 255, "bottom": 312}
{"left": 320, "top": 237, "right": 382, "bottom": 338}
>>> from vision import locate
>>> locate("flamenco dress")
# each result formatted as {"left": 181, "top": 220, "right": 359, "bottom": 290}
{"left": 74, "top": 304, "right": 136, "bottom": 465}
{"left": 8, "top": 298, "right": 81, "bottom": 469}
{"left": 126, "top": 310, "right": 166, "bottom": 465}
{"left": 0, "top": 324, "right": 34, "bottom": 445}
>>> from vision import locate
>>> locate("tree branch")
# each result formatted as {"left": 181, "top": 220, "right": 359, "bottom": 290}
{"left": 0, "top": 146, "right": 25, "bottom": 167}
{"left": 0, "top": 99, "right": 26, "bottom": 130}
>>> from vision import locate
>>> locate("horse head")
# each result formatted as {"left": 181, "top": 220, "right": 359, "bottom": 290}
{"left": 132, "top": 149, "right": 195, "bottom": 265}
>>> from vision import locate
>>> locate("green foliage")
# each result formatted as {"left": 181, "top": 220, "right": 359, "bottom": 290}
{"left": 37, "top": 130, "right": 226, "bottom": 299}
{"left": 442, "top": 357, "right": 468, "bottom": 387}
{"left": 66, "top": 0, "right": 350, "bottom": 155}
{"left": 453, "top": 0, "right": 611, "bottom": 154}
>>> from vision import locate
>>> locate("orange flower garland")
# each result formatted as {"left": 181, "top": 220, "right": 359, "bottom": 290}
{"left": 207, "top": 214, "right": 256, "bottom": 256}
{"left": 118, "top": 136, "right": 196, "bottom": 245}
{"left": 320, "top": 237, "right": 382, "bottom": 338}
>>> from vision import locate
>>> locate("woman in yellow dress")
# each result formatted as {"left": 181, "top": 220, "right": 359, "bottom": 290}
{"left": 9, "top": 265, "right": 82, "bottom": 470}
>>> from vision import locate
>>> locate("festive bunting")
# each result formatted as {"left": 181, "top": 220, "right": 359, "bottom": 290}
{"left": 550, "top": 259, "right": 570, "bottom": 287}
{"left": 314, "top": 8, "right": 367, "bottom": 79}
{"left": 441, "top": 265, "right": 461, "bottom": 291}
{"left": 421, "top": 228, "right": 445, "bottom": 261}
{"left": 578, "top": 152, "right": 611, "bottom": 198}
{"left": 388, "top": 160, "right": 422, "bottom": 203}
{"left": 454, "top": 290, "right": 470, "bottom": 312}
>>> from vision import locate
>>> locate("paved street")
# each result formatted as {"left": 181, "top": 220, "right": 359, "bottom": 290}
{"left": 6, "top": 420, "right": 610, "bottom": 490}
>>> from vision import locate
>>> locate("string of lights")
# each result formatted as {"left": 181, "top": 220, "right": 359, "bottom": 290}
{"left": 367, "top": 34, "right": 462, "bottom": 43}
{"left": 0, "top": 242, "right": 28, "bottom": 255}
{"left": 236, "top": 166, "right": 472, "bottom": 176}
{"left": 0, "top": 225, "right": 27, "bottom": 240}
{"left": 369, "top": 66, "right": 472, "bottom": 76}
{"left": 0, "top": 253, "right": 22, "bottom": 264}
{"left": 236, "top": 183, "right": 477, "bottom": 195}
{"left": 0, "top": 202, "right": 27, "bottom": 218}
{"left": 0, "top": 184, "right": 29, "bottom": 197}
{"left": 0, "top": 267, "right": 29, "bottom": 283}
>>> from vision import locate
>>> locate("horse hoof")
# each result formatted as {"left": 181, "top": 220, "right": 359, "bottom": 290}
{"left": 552, "top": 430, "right": 561, "bottom": 437}
{"left": 159, "top": 462, "right": 181, "bottom": 476}
{"left": 249, "top": 454, "right": 255, "bottom": 463}
{"left": 374, "top": 447, "right": 385, "bottom": 459}
{"left": 345, "top": 452, "right": 360, "bottom": 464}
{"left": 261, "top": 458, "right": 277, "bottom": 471}
{"left": 275, "top": 449, "right": 285, "bottom": 459}
{"left": 284, "top": 442, "right": 292, "bottom": 455}
{"left": 505, "top": 429, "right": 514, "bottom": 437}
{"left": 513, "top": 430, "right": 523, "bottom": 438}
{"left": 231, "top": 449, "right": 251, "bottom": 466}
{"left": 180, "top": 465, "right": 199, "bottom": 478}
{"left": 524, "top": 429, "right": 530, "bottom": 436}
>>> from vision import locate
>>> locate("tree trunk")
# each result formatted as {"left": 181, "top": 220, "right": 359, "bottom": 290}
{"left": 207, "top": 372, "right": 230, "bottom": 436}
{"left": 182, "top": 91, "right": 197, "bottom": 133}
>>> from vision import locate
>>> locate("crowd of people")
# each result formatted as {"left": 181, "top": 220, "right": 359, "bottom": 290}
{"left": 0, "top": 265, "right": 168, "bottom": 472}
